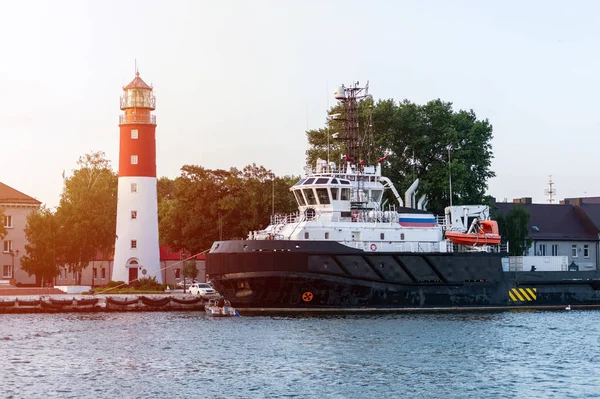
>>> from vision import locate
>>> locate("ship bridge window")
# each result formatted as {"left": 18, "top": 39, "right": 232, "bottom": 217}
{"left": 340, "top": 180, "right": 350, "bottom": 185}
{"left": 316, "top": 188, "right": 330, "bottom": 204}
{"left": 294, "top": 178, "right": 306, "bottom": 186}
{"left": 316, "top": 178, "right": 329, "bottom": 184}
{"left": 370, "top": 190, "right": 383, "bottom": 202}
{"left": 303, "top": 188, "right": 317, "bottom": 205}
{"left": 294, "top": 190, "right": 307, "bottom": 206}
{"left": 341, "top": 188, "right": 350, "bottom": 201}
{"left": 331, "top": 187, "right": 339, "bottom": 200}
{"left": 304, "top": 178, "right": 315, "bottom": 185}
{"left": 331, "top": 178, "right": 338, "bottom": 184}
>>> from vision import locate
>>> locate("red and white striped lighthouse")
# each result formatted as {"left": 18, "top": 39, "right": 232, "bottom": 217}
{"left": 112, "top": 71, "right": 162, "bottom": 283}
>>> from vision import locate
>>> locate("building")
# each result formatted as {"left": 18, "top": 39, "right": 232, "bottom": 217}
{"left": 112, "top": 71, "right": 162, "bottom": 284}
{"left": 494, "top": 197, "right": 600, "bottom": 271}
{"left": 0, "top": 182, "right": 41, "bottom": 284}
{"left": 53, "top": 247, "right": 206, "bottom": 287}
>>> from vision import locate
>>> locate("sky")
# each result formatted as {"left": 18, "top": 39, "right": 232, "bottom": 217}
{"left": 0, "top": 0, "right": 599, "bottom": 208}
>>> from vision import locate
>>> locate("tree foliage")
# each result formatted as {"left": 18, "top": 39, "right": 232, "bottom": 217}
{"left": 0, "top": 209, "right": 6, "bottom": 240}
{"left": 158, "top": 164, "right": 299, "bottom": 254}
{"left": 55, "top": 152, "right": 118, "bottom": 284}
{"left": 182, "top": 259, "right": 199, "bottom": 281}
{"left": 493, "top": 205, "right": 532, "bottom": 256}
{"left": 20, "top": 206, "right": 65, "bottom": 286}
{"left": 306, "top": 98, "right": 495, "bottom": 215}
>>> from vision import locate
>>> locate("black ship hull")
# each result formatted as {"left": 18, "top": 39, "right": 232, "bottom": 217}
{"left": 206, "top": 240, "right": 600, "bottom": 310}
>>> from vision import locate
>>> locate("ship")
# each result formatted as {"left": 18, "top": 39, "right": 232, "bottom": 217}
{"left": 206, "top": 82, "right": 600, "bottom": 310}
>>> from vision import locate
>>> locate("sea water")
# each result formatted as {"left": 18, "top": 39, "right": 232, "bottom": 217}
{"left": 1, "top": 310, "right": 600, "bottom": 398}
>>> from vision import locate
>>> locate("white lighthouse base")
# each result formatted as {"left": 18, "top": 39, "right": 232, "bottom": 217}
{"left": 112, "top": 176, "right": 162, "bottom": 284}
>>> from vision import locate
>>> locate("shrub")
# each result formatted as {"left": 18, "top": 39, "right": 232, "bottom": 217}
{"left": 107, "top": 280, "right": 126, "bottom": 288}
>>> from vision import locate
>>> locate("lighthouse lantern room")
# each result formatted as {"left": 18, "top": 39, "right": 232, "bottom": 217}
{"left": 112, "top": 71, "right": 162, "bottom": 283}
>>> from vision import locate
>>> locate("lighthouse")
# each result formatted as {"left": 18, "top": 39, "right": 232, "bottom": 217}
{"left": 112, "top": 71, "right": 162, "bottom": 283}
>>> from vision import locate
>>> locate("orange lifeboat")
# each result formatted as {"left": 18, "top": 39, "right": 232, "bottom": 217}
{"left": 445, "top": 220, "right": 501, "bottom": 246}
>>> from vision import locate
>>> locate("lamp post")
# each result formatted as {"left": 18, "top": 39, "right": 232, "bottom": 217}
{"left": 9, "top": 249, "right": 19, "bottom": 282}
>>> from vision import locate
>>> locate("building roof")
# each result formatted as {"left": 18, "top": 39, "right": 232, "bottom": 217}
{"left": 124, "top": 72, "right": 152, "bottom": 90}
{"left": 494, "top": 202, "right": 598, "bottom": 241}
{"left": 0, "top": 182, "right": 42, "bottom": 205}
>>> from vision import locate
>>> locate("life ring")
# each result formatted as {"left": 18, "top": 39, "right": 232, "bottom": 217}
{"left": 302, "top": 292, "right": 313, "bottom": 302}
{"left": 370, "top": 243, "right": 377, "bottom": 251}
{"left": 351, "top": 210, "right": 359, "bottom": 221}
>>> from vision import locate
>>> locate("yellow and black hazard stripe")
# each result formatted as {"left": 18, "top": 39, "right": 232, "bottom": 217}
{"left": 509, "top": 287, "right": 537, "bottom": 302}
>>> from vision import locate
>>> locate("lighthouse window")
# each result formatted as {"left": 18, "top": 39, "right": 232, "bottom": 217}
{"left": 131, "top": 129, "right": 139, "bottom": 139}
{"left": 131, "top": 183, "right": 138, "bottom": 193}
{"left": 131, "top": 210, "right": 137, "bottom": 220}
{"left": 316, "top": 188, "right": 330, "bottom": 204}
{"left": 131, "top": 155, "right": 138, "bottom": 165}
{"left": 303, "top": 189, "right": 317, "bottom": 205}
{"left": 293, "top": 190, "right": 306, "bottom": 206}
{"left": 330, "top": 188, "right": 339, "bottom": 200}
{"left": 341, "top": 188, "right": 350, "bottom": 201}
{"left": 131, "top": 240, "right": 137, "bottom": 249}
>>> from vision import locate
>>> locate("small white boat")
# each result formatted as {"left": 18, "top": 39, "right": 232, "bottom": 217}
{"left": 205, "top": 298, "right": 239, "bottom": 317}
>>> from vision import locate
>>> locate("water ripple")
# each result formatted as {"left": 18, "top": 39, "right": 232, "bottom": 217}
{"left": 1, "top": 311, "right": 600, "bottom": 397}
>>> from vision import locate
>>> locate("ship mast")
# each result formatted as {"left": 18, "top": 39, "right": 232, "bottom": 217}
{"left": 333, "top": 82, "right": 371, "bottom": 168}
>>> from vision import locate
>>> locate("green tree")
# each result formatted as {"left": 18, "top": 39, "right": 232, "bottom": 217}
{"left": 56, "top": 151, "right": 117, "bottom": 284}
{"left": 0, "top": 209, "right": 7, "bottom": 240}
{"left": 306, "top": 98, "right": 496, "bottom": 214}
{"left": 20, "top": 206, "right": 64, "bottom": 286}
{"left": 493, "top": 205, "right": 531, "bottom": 256}
{"left": 182, "top": 259, "right": 199, "bottom": 281}
{"left": 158, "top": 164, "right": 298, "bottom": 254}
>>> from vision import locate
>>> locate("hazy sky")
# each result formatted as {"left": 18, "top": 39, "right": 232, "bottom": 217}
{"left": 0, "top": 0, "right": 598, "bottom": 207}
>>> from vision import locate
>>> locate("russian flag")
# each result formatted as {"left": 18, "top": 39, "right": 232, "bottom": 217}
{"left": 398, "top": 216, "right": 437, "bottom": 227}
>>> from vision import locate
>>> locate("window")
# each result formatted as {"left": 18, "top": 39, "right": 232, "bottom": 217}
{"left": 401, "top": 233, "right": 405, "bottom": 240}
{"left": 101, "top": 268, "right": 106, "bottom": 279}
{"left": 131, "top": 155, "right": 138, "bottom": 165}
{"left": 584, "top": 245, "right": 590, "bottom": 258}
{"left": 3, "top": 215, "right": 12, "bottom": 228}
{"left": 131, "top": 210, "right": 137, "bottom": 220}
{"left": 551, "top": 244, "right": 558, "bottom": 256}
{"left": 131, "top": 129, "right": 139, "bottom": 139}
{"left": 175, "top": 268, "right": 181, "bottom": 278}
{"left": 131, "top": 240, "right": 137, "bottom": 249}
{"left": 316, "top": 178, "right": 329, "bottom": 184}
{"left": 380, "top": 233, "right": 385, "bottom": 240}
{"left": 539, "top": 244, "right": 546, "bottom": 256}
{"left": 2, "top": 265, "right": 11, "bottom": 278}
{"left": 316, "top": 188, "right": 330, "bottom": 205}
{"left": 572, "top": 244, "right": 578, "bottom": 258}
{"left": 330, "top": 188, "right": 338, "bottom": 201}
{"left": 293, "top": 190, "right": 306, "bottom": 206}
{"left": 93, "top": 268, "right": 98, "bottom": 279}
{"left": 303, "top": 189, "right": 317, "bottom": 205}
{"left": 325, "top": 232, "right": 329, "bottom": 239}
{"left": 304, "top": 232, "right": 309, "bottom": 239}
{"left": 341, "top": 188, "right": 350, "bottom": 201}
{"left": 370, "top": 190, "right": 383, "bottom": 202}
{"left": 3, "top": 241, "right": 12, "bottom": 253}
{"left": 303, "top": 178, "right": 315, "bottom": 185}
{"left": 131, "top": 183, "right": 138, "bottom": 193}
